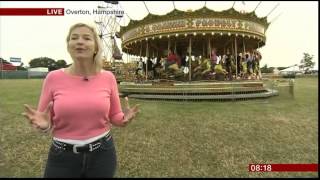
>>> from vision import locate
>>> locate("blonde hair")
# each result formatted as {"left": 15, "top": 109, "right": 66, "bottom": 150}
{"left": 66, "top": 22, "right": 103, "bottom": 72}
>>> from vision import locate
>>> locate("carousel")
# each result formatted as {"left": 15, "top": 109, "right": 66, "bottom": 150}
{"left": 115, "top": 2, "right": 278, "bottom": 100}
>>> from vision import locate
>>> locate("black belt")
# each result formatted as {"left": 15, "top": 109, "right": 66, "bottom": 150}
{"left": 52, "top": 133, "right": 111, "bottom": 154}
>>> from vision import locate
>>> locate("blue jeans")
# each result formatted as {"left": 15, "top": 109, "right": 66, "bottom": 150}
{"left": 43, "top": 135, "right": 117, "bottom": 178}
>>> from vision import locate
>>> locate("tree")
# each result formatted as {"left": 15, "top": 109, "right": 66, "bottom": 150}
{"left": 260, "top": 64, "right": 274, "bottom": 73}
{"left": 299, "top": 53, "right": 315, "bottom": 73}
{"left": 56, "top": 59, "right": 67, "bottom": 69}
{"left": 17, "top": 62, "right": 27, "bottom": 71}
{"left": 29, "top": 57, "right": 57, "bottom": 71}
{"left": 277, "top": 67, "right": 288, "bottom": 71}
{"left": 260, "top": 64, "right": 268, "bottom": 73}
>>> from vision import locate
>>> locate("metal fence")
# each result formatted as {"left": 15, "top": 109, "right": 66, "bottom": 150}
{"left": 0, "top": 71, "right": 48, "bottom": 79}
{"left": 263, "top": 78, "right": 294, "bottom": 99}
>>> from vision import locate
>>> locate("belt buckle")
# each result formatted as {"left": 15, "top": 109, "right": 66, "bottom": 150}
{"left": 88, "top": 144, "right": 93, "bottom": 152}
{"left": 73, "top": 144, "right": 86, "bottom": 154}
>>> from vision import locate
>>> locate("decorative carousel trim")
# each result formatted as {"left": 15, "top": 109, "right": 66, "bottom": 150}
{"left": 120, "top": 7, "right": 269, "bottom": 37}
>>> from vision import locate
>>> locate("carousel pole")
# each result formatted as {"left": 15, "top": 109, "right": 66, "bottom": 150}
{"left": 152, "top": 47, "right": 155, "bottom": 66}
{"left": 208, "top": 37, "right": 211, "bottom": 59}
{"left": 156, "top": 48, "right": 159, "bottom": 67}
{"left": 146, "top": 39, "right": 149, "bottom": 80}
{"left": 139, "top": 41, "right": 143, "bottom": 79}
{"left": 211, "top": 35, "right": 214, "bottom": 53}
{"left": 257, "top": 40, "right": 261, "bottom": 78}
{"left": 229, "top": 43, "right": 232, "bottom": 80}
{"left": 140, "top": 41, "right": 142, "bottom": 57}
{"left": 231, "top": 1, "right": 236, "bottom": 8}
{"left": 231, "top": 39, "right": 234, "bottom": 56}
{"left": 188, "top": 36, "right": 192, "bottom": 81}
{"left": 143, "top": 1, "right": 151, "bottom": 14}
{"left": 202, "top": 42, "right": 205, "bottom": 57}
{"left": 253, "top": 1, "right": 262, "bottom": 12}
{"left": 266, "top": 3, "right": 279, "bottom": 17}
{"left": 168, "top": 37, "right": 171, "bottom": 56}
{"left": 270, "top": 12, "right": 282, "bottom": 24}
{"left": 243, "top": 38, "right": 246, "bottom": 54}
{"left": 235, "top": 36, "right": 238, "bottom": 78}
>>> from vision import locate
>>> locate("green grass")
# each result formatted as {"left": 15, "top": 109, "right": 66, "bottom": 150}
{"left": 0, "top": 77, "right": 318, "bottom": 177}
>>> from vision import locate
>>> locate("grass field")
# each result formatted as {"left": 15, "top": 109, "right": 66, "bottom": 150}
{"left": 0, "top": 77, "right": 318, "bottom": 177}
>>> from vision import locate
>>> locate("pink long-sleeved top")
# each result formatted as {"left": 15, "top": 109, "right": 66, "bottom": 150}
{"left": 37, "top": 69, "right": 124, "bottom": 140}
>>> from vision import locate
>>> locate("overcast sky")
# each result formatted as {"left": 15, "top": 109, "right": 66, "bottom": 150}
{"left": 0, "top": 1, "right": 318, "bottom": 68}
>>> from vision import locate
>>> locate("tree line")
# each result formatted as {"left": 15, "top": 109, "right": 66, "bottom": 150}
{"left": 2, "top": 52, "right": 315, "bottom": 73}
{"left": 28, "top": 57, "right": 68, "bottom": 71}
{"left": 260, "top": 52, "right": 316, "bottom": 74}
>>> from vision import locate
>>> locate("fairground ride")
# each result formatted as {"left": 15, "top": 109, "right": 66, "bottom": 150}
{"left": 100, "top": 1, "right": 283, "bottom": 100}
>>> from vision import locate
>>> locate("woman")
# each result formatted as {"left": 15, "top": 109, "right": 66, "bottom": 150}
{"left": 22, "top": 22, "right": 139, "bottom": 178}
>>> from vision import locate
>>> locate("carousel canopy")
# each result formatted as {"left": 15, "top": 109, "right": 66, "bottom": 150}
{"left": 119, "top": 7, "right": 269, "bottom": 57}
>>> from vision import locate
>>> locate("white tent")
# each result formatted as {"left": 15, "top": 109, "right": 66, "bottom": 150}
{"left": 280, "top": 65, "right": 303, "bottom": 74}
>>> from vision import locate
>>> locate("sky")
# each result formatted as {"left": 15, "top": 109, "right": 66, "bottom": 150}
{"left": 0, "top": 1, "right": 318, "bottom": 69}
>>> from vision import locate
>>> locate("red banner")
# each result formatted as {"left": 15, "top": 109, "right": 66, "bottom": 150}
{"left": 271, "top": 164, "right": 318, "bottom": 172}
{"left": 249, "top": 164, "right": 318, "bottom": 172}
{"left": 0, "top": 8, "right": 64, "bottom": 16}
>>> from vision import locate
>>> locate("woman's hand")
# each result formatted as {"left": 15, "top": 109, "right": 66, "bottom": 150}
{"left": 122, "top": 97, "right": 140, "bottom": 126}
{"left": 22, "top": 102, "right": 53, "bottom": 131}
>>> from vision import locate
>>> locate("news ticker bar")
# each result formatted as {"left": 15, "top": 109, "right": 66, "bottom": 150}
{"left": 249, "top": 164, "right": 318, "bottom": 172}
{"left": 0, "top": 8, "right": 64, "bottom": 16}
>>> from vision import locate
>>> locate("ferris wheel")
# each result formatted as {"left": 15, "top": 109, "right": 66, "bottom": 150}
{"left": 94, "top": 1, "right": 123, "bottom": 67}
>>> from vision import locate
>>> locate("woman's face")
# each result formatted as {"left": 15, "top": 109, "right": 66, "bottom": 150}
{"left": 67, "top": 26, "right": 96, "bottom": 61}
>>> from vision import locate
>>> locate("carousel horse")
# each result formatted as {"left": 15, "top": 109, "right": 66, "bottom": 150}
{"left": 192, "top": 58, "right": 212, "bottom": 80}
